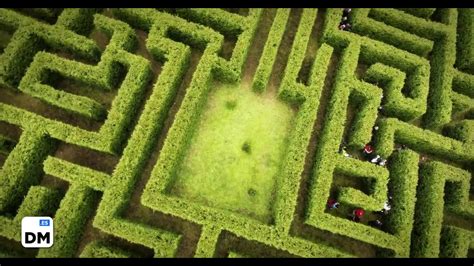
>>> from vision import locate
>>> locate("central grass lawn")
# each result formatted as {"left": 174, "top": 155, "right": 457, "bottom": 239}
{"left": 168, "top": 82, "right": 295, "bottom": 223}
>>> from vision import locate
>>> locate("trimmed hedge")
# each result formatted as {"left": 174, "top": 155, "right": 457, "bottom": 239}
{"left": 398, "top": 8, "right": 436, "bottom": 19}
{"left": 443, "top": 120, "right": 474, "bottom": 144}
{"left": 37, "top": 185, "right": 96, "bottom": 258}
{"left": 252, "top": 9, "right": 290, "bottom": 93}
{"left": 364, "top": 63, "right": 428, "bottom": 121}
{"left": 43, "top": 156, "right": 110, "bottom": 191}
{"left": 334, "top": 156, "right": 389, "bottom": 212}
{"left": 370, "top": 9, "right": 445, "bottom": 41}
{"left": 279, "top": 9, "right": 317, "bottom": 104}
{"left": 140, "top": 8, "right": 351, "bottom": 258}
{"left": 19, "top": 52, "right": 107, "bottom": 120}
{"left": 273, "top": 43, "right": 333, "bottom": 231}
{"left": 383, "top": 149, "right": 419, "bottom": 257}
{"left": 411, "top": 162, "right": 472, "bottom": 257}
{"left": 422, "top": 9, "right": 458, "bottom": 130}
{"left": 55, "top": 8, "right": 101, "bottom": 36}
{"left": 79, "top": 241, "right": 133, "bottom": 258}
{"left": 374, "top": 118, "right": 473, "bottom": 162}
{"left": 439, "top": 226, "right": 471, "bottom": 258}
{"left": 0, "top": 185, "right": 60, "bottom": 241}
{"left": 455, "top": 8, "right": 473, "bottom": 72}
{"left": 93, "top": 13, "right": 191, "bottom": 257}
{"left": 351, "top": 8, "right": 434, "bottom": 57}
{"left": 15, "top": 186, "right": 61, "bottom": 221}
{"left": 0, "top": 129, "right": 55, "bottom": 213}
{"left": 452, "top": 69, "right": 474, "bottom": 98}
{"left": 194, "top": 225, "right": 221, "bottom": 257}
{"left": 0, "top": 12, "right": 100, "bottom": 87}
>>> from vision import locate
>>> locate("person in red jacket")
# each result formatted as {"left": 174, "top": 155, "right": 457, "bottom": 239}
{"left": 363, "top": 143, "right": 374, "bottom": 160}
{"left": 351, "top": 208, "right": 365, "bottom": 222}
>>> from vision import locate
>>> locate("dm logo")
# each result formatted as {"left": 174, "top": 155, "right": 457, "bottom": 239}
{"left": 21, "top": 216, "right": 54, "bottom": 248}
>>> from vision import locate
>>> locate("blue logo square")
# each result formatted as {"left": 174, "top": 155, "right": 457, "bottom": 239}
{"left": 39, "top": 219, "right": 50, "bottom": 226}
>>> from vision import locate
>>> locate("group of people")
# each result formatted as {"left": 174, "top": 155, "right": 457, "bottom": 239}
{"left": 338, "top": 137, "right": 387, "bottom": 167}
{"left": 363, "top": 143, "right": 387, "bottom": 166}
{"left": 339, "top": 8, "right": 352, "bottom": 31}
{"left": 327, "top": 196, "right": 392, "bottom": 230}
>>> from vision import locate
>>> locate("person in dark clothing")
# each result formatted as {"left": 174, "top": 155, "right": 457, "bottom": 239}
{"left": 343, "top": 8, "right": 352, "bottom": 16}
{"left": 369, "top": 219, "right": 383, "bottom": 229}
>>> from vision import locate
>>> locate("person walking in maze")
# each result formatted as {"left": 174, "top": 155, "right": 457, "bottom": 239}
{"left": 363, "top": 143, "right": 374, "bottom": 155}
{"left": 327, "top": 199, "right": 340, "bottom": 210}
{"left": 340, "top": 145, "right": 351, "bottom": 158}
{"left": 369, "top": 219, "right": 383, "bottom": 229}
{"left": 351, "top": 207, "right": 365, "bottom": 222}
{"left": 376, "top": 195, "right": 392, "bottom": 215}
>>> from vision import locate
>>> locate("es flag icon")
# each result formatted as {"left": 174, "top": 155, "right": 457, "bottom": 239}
{"left": 21, "top": 216, "right": 54, "bottom": 248}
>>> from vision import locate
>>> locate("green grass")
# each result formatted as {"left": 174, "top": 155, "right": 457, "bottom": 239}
{"left": 168, "top": 82, "right": 295, "bottom": 223}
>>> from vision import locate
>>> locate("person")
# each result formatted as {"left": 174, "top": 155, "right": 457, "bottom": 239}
{"left": 343, "top": 8, "right": 352, "bottom": 16}
{"left": 378, "top": 158, "right": 387, "bottom": 166}
{"left": 369, "top": 219, "right": 383, "bottom": 228}
{"left": 396, "top": 144, "right": 407, "bottom": 152}
{"left": 341, "top": 16, "right": 348, "bottom": 22}
{"left": 376, "top": 196, "right": 392, "bottom": 215}
{"left": 340, "top": 146, "right": 351, "bottom": 158}
{"left": 363, "top": 143, "right": 374, "bottom": 156}
{"left": 370, "top": 154, "right": 381, "bottom": 164}
{"left": 327, "top": 199, "right": 340, "bottom": 210}
{"left": 345, "top": 23, "right": 352, "bottom": 31}
{"left": 339, "top": 23, "right": 346, "bottom": 30}
{"left": 351, "top": 208, "right": 365, "bottom": 222}
{"left": 374, "top": 126, "right": 379, "bottom": 131}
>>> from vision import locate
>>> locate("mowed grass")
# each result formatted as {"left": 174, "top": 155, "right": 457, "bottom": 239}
{"left": 169, "top": 82, "right": 295, "bottom": 223}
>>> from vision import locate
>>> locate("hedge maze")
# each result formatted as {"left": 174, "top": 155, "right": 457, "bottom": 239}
{"left": 0, "top": 8, "right": 472, "bottom": 258}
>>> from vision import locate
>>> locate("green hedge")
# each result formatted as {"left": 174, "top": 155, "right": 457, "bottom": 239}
{"left": 273, "top": 43, "right": 333, "bottom": 231}
{"left": 383, "top": 149, "right": 419, "bottom": 257}
{"left": 252, "top": 9, "right": 290, "bottom": 93}
{"left": 439, "top": 226, "right": 471, "bottom": 258}
{"left": 398, "top": 8, "right": 436, "bottom": 19}
{"left": 0, "top": 10, "right": 100, "bottom": 87}
{"left": 43, "top": 156, "right": 109, "bottom": 191}
{"left": 194, "top": 225, "right": 221, "bottom": 257}
{"left": 351, "top": 9, "right": 434, "bottom": 57}
{"left": 374, "top": 118, "right": 473, "bottom": 162}
{"left": 443, "top": 120, "right": 474, "bottom": 144}
{"left": 0, "top": 129, "right": 55, "bottom": 213}
{"left": 79, "top": 241, "right": 133, "bottom": 258}
{"left": 411, "top": 162, "right": 471, "bottom": 257}
{"left": 174, "top": 8, "right": 245, "bottom": 37}
{"left": 452, "top": 70, "right": 474, "bottom": 98}
{"left": 370, "top": 9, "right": 444, "bottom": 40}
{"left": 0, "top": 185, "right": 60, "bottom": 241}
{"left": 55, "top": 8, "right": 101, "bottom": 36}
{"left": 18, "top": 52, "right": 107, "bottom": 120}
{"left": 279, "top": 9, "right": 317, "bottom": 104}
{"left": 422, "top": 9, "right": 457, "bottom": 130}
{"left": 455, "top": 8, "right": 473, "bottom": 72}
{"left": 93, "top": 17, "right": 190, "bottom": 257}
{"left": 334, "top": 156, "right": 389, "bottom": 212}
{"left": 37, "top": 185, "right": 96, "bottom": 258}
{"left": 364, "top": 63, "right": 428, "bottom": 121}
